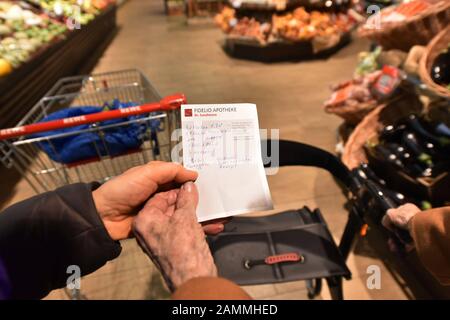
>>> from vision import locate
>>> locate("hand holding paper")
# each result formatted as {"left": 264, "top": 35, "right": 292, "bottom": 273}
{"left": 182, "top": 103, "right": 273, "bottom": 222}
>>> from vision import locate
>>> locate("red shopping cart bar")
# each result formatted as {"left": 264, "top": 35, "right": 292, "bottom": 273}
{"left": 0, "top": 93, "right": 186, "bottom": 140}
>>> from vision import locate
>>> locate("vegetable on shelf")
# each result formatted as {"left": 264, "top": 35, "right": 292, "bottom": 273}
{"left": 27, "top": 0, "right": 112, "bottom": 25}
{"left": 0, "top": 57, "right": 12, "bottom": 76}
{"left": 0, "top": 0, "right": 113, "bottom": 77}
{"left": 214, "top": 6, "right": 356, "bottom": 44}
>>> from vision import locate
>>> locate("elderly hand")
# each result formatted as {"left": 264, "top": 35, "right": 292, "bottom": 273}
{"left": 92, "top": 161, "right": 226, "bottom": 241}
{"left": 132, "top": 182, "right": 217, "bottom": 291}
{"left": 382, "top": 203, "right": 421, "bottom": 252}
{"left": 382, "top": 203, "right": 421, "bottom": 232}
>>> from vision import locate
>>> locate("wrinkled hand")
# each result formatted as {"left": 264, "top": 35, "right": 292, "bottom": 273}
{"left": 382, "top": 203, "right": 421, "bottom": 232}
{"left": 92, "top": 161, "right": 197, "bottom": 241}
{"left": 382, "top": 203, "right": 421, "bottom": 252}
{"left": 133, "top": 182, "right": 217, "bottom": 291}
{"left": 93, "top": 161, "right": 226, "bottom": 240}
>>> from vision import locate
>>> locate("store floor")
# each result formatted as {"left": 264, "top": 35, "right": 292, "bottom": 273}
{"left": 2, "top": 0, "right": 410, "bottom": 300}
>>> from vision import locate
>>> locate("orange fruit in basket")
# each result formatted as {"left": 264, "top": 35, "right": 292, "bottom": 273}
{"left": 0, "top": 59, "right": 12, "bottom": 77}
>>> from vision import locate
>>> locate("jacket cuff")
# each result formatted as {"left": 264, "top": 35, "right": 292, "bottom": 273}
{"left": 171, "top": 277, "right": 251, "bottom": 300}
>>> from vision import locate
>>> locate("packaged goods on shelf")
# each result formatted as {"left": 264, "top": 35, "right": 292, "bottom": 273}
{"left": 366, "top": 115, "right": 450, "bottom": 179}
{"left": 363, "top": 113, "right": 450, "bottom": 207}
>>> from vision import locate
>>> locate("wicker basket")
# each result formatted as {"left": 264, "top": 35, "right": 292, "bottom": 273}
{"left": 324, "top": 100, "right": 378, "bottom": 125}
{"left": 419, "top": 26, "right": 450, "bottom": 98}
{"left": 359, "top": 0, "right": 450, "bottom": 52}
{"left": 341, "top": 94, "right": 423, "bottom": 169}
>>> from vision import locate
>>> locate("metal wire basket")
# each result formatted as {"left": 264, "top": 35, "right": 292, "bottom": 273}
{"left": 0, "top": 69, "right": 184, "bottom": 194}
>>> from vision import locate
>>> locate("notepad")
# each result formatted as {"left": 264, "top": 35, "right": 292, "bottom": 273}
{"left": 181, "top": 103, "right": 273, "bottom": 222}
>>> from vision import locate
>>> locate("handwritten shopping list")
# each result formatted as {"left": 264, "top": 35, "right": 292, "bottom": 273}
{"left": 181, "top": 104, "right": 273, "bottom": 222}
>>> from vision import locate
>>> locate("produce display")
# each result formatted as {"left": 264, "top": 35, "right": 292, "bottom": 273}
{"left": 27, "top": 0, "right": 112, "bottom": 25}
{"left": 0, "top": 0, "right": 113, "bottom": 77}
{"left": 215, "top": 6, "right": 356, "bottom": 44}
{"left": 359, "top": 0, "right": 450, "bottom": 52}
{"left": 361, "top": 0, "right": 434, "bottom": 29}
{"left": 0, "top": 1, "right": 67, "bottom": 76}
{"left": 324, "top": 70, "right": 380, "bottom": 116}
{"left": 228, "top": 16, "right": 271, "bottom": 43}
{"left": 272, "top": 7, "right": 355, "bottom": 42}
{"left": 430, "top": 43, "right": 450, "bottom": 91}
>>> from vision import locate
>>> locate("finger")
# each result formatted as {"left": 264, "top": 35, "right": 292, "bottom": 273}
{"left": 381, "top": 214, "right": 394, "bottom": 232}
{"left": 145, "top": 161, "right": 198, "bottom": 188}
{"left": 400, "top": 203, "right": 421, "bottom": 213}
{"left": 175, "top": 181, "right": 199, "bottom": 212}
{"left": 143, "top": 191, "right": 173, "bottom": 212}
{"left": 136, "top": 192, "right": 175, "bottom": 228}
{"left": 201, "top": 217, "right": 232, "bottom": 226}
{"left": 202, "top": 223, "right": 225, "bottom": 235}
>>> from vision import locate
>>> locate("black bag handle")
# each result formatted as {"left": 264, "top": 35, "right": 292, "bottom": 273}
{"left": 262, "top": 139, "right": 352, "bottom": 189}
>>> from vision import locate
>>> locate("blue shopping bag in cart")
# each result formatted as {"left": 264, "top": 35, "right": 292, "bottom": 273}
{"left": 33, "top": 99, "right": 161, "bottom": 164}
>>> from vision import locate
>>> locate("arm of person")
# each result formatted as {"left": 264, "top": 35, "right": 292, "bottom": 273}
{"left": 0, "top": 183, "right": 121, "bottom": 300}
{"left": 0, "top": 161, "right": 224, "bottom": 299}
{"left": 409, "top": 206, "right": 450, "bottom": 286}
{"left": 133, "top": 182, "right": 251, "bottom": 300}
{"left": 172, "top": 277, "right": 250, "bottom": 300}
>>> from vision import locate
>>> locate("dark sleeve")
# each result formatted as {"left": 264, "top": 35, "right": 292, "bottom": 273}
{"left": 0, "top": 183, "right": 122, "bottom": 299}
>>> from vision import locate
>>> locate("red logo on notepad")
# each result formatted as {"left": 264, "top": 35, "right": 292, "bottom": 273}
{"left": 184, "top": 109, "right": 193, "bottom": 117}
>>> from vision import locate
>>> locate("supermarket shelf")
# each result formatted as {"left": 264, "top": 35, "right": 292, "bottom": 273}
{"left": 0, "top": 5, "right": 118, "bottom": 129}
{"left": 229, "top": 0, "right": 351, "bottom": 12}
{"left": 229, "top": 0, "right": 300, "bottom": 11}
{"left": 223, "top": 31, "right": 352, "bottom": 62}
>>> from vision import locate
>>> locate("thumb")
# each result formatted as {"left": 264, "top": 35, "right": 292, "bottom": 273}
{"left": 176, "top": 181, "right": 199, "bottom": 212}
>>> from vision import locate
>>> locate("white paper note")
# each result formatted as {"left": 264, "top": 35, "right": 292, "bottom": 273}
{"left": 181, "top": 104, "right": 273, "bottom": 222}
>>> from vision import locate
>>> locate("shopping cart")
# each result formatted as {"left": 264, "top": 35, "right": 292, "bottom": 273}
{"left": 0, "top": 69, "right": 184, "bottom": 194}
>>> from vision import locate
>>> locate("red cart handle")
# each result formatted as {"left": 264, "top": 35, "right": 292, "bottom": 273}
{"left": 0, "top": 93, "right": 186, "bottom": 141}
